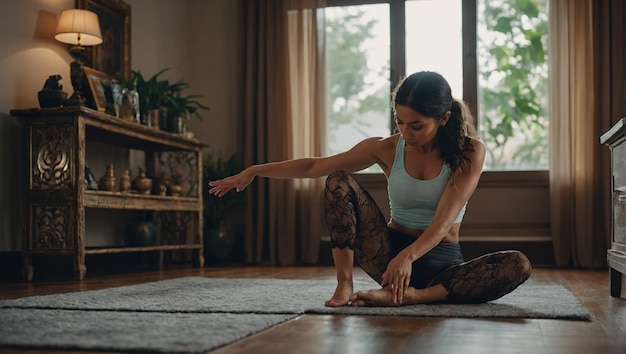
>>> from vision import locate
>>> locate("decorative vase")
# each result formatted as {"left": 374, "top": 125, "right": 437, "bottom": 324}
{"left": 124, "top": 221, "right": 158, "bottom": 247}
{"left": 38, "top": 90, "right": 68, "bottom": 108}
{"left": 168, "top": 183, "right": 182, "bottom": 197}
{"left": 98, "top": 164, "right": 116, "bottom": 191}
{"left": 132, "top": 169, "right": 153, "bottom": 195}
{"left": 204, "top": 221, "right": 234, "bottom": 264}
{"left": 119, "top": 169, "right": 131, "bottom": 193}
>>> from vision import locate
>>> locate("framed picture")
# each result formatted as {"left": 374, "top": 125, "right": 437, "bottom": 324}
{"left": 77, "top": 0, "right": 131, "bottom": 80}
{"left": 83, "top": 66, "right": 111, "bottom": 112}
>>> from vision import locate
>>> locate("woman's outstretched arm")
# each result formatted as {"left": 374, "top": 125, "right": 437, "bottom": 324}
{"left": 208, "top": 136, "right": 391, "bottom": 197}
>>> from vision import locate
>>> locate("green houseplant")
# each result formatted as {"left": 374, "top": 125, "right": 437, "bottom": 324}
{"left": 121, "top": 69, "right": 171, "bottom": 128}
{"left": 122, "top": 69, "right": 209, "bottom": 132}
{"left": 164, "top": 84, "right": 210, "bottom": 134}
{"left": 203, "top": 152, "right": 241, "bottom": 263}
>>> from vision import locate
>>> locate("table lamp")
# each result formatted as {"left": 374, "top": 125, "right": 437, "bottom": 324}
{"left": 54, "top": 9, "right": 103, "bottom": 106}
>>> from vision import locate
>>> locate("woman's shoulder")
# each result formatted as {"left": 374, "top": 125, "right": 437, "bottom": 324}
{"left": 467, "top": 138, "right": 486, "bottom": 156}
{"left": 347, "top": 135, "right": 399, "bottom": 174}
{"left": 354, "top": 134, "right": 399, "bottom": 150}
{"left": 464, "top": 137, "right": 486, "bottom": 168}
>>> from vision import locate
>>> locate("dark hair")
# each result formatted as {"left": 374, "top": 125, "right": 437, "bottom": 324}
{"left": 392, "top": 71, "right": 477, "bottom": 173}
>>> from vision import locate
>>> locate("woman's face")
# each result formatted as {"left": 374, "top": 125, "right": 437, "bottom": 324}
{"left": 394, "top": 104, "right": 449, "bottom": 148}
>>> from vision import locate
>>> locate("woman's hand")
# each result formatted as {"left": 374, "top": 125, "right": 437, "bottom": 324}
{"left": 381, "top": 252, "right": 413, "bottom": 304}
{"left": 208, "top": 168, "right": 254, "bottom": 197}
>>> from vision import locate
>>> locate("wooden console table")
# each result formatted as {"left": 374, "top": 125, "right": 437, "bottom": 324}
{"left": 12, "top": 106, "right": 208, "bottom": 281}
{"left": 601, "top": 118, "right": 626, "bottom": 298}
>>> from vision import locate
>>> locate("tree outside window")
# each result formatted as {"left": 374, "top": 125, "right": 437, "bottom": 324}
{"left": 324, "top": 0, "right": 549, "bottom": 172}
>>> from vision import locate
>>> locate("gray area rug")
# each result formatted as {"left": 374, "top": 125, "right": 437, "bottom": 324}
{"left": 0, "top": 308, "right": 295, "bottom": 354}
{"left": 0, "top": 277, "right": 591, "bottom": 353}
{"left": 0, "top": 276, "right": 591, "bottom": 320}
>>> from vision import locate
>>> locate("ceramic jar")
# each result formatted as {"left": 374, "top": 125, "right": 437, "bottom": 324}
{"left": 132, "top": 169, "right": 153, "bottom": 195}
{"left": 98, "top": 164, "right": 116, "bottom": 191}
{"left": 119, "top": 169, "right": 131, "bottom": 193}
{"left": 168, "top": 183, "right": 182, "bottom": 197}
{"left": 124, "top": 221, "right": 158, "bottom": 246}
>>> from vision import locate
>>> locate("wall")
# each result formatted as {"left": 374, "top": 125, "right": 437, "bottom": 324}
{"left": 0, "top": 0, "right": 241, "bottom": 251}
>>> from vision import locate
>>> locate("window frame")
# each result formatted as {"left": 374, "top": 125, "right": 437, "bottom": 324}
{"left": 324, "top": 0, "right": 549, "bottom": 181}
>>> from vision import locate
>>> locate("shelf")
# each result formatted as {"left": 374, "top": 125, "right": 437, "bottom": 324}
{"left": 12, "top": 106, "right": 207, "bottom": 281}
{"left": 11, "top": 106, "right": 208, "bottom": 151}
{"left": 84, "top": 190, "right": 201, "bottom": 211}
{"left": 85, "top": 244, "right": 201, "bottom": 255}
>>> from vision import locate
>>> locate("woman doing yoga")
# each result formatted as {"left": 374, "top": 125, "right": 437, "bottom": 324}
{"left": 208, "top": 71, "right": 532, "bottom": 307}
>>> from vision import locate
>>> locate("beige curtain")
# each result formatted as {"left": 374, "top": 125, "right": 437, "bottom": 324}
{"left": 549, "top": 0, "right": 618, "bottom": 268}
{"left": 240, "top": 0, "right": 326, "bottom": 265}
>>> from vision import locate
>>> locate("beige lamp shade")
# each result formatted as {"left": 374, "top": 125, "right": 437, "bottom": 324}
{"left": 54, "top": 9, "right": 103, "bottom": 46}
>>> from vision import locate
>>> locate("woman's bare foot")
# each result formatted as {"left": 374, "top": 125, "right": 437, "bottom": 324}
{"left": 349, "top": 287, "right": 400, "bottom": 307}
{"left": 349, "top": 284, "right": 448, "bottom": 306}
{"left": 325, "top": 280, "right": 353, "bottom": 307}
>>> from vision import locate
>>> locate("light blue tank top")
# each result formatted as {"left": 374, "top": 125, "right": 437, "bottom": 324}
{"left": 388, "top": 135, "right": 466, "bottom": 229}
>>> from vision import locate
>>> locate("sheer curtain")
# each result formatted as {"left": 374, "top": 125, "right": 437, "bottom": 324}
{"left": 548, "top": 0, "right": 616, "bottom": 268}
{"left": 240, "top": 0, "right": 326, "bottom": 265}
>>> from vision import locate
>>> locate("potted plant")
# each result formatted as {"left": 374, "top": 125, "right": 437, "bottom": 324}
{"left": 164, "top": 82, "right": 210, "bottom": 134}
{"left": 203, "top": 152, "right": 242, "bottom": 263}
{"left": 122, "top": 69, "right": 173, "bottom": 129}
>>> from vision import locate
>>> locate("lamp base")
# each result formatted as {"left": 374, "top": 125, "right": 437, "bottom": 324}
{"left": 67, "top": 51, "right": 87, "bottom": 107}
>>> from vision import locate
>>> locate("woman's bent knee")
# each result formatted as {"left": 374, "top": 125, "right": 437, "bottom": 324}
{"left": 325, "top": 170, "right": 351, "bottom": 188}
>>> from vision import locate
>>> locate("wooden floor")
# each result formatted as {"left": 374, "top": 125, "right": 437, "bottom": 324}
{"left": 1, "top": 266, "right": 625, "bottom": 354}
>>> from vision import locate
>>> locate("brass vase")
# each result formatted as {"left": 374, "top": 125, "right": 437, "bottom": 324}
{"left": 168, "top": 183, "right": 182, "bottom": 197}
{"left": 98, "top": 164, "right": 116, "bottom": 192}
{"left": 119, "top": 169, "right": 131, "bottom": 193}
{"left": 132, "top": 169, "right": 153, "bottom": 195}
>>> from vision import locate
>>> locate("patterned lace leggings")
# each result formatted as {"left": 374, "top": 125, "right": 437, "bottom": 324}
{"left": 324, "top": 170, "right": 532, "bottom": 303}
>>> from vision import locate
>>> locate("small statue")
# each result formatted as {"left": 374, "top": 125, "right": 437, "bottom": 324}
{"left": 156, "top": 172, "right": 171, "bottom": 196}
{"left": 119, "top": 169, "right": 131, "bottom": 193}
{"left": 38, "top": 74, "right": 68, "bottom": 108}
{"left": 43, "top": 75, "right": 63, "bottom": 90}
{"left": 118, "top": 89, "right": 141, "bottom": 123}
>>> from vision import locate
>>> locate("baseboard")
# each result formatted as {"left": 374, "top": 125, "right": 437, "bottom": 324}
{"left": 0, "top": 251, "right": 187, "bottom": 282}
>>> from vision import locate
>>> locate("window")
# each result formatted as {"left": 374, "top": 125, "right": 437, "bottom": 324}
{"left": 477, "top": 0, "right": 549, "bottom": 170}
{"left": 323, "top": 0, "right": 549, "bottom": 172}
{"left": 324, "top": 3, "right": 390, "bottom": 173}
{"left": 405, "top": 0, "right": 463, "bottom": 97}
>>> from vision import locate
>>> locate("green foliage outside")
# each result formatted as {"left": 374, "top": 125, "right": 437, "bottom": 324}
{"left": 478, "top": 0, "right": 549, "bottom": 170}
{"left": 323, "top": 1, "right": 549, "bottom": 171}
{"left": 325, "top": 6, "right": 389, "bottom": 157}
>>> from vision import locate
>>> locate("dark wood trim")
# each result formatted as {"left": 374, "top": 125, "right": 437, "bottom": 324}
{"left": 462, "top": 0, "right": 478, "bottom": 120}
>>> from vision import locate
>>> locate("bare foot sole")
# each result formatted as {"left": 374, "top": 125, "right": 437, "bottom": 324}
{"left": 325, "top": 281, "right": 353, "bottom": 307}
{"left": 349, "top": 287, "right": 400, "bottom": 307}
